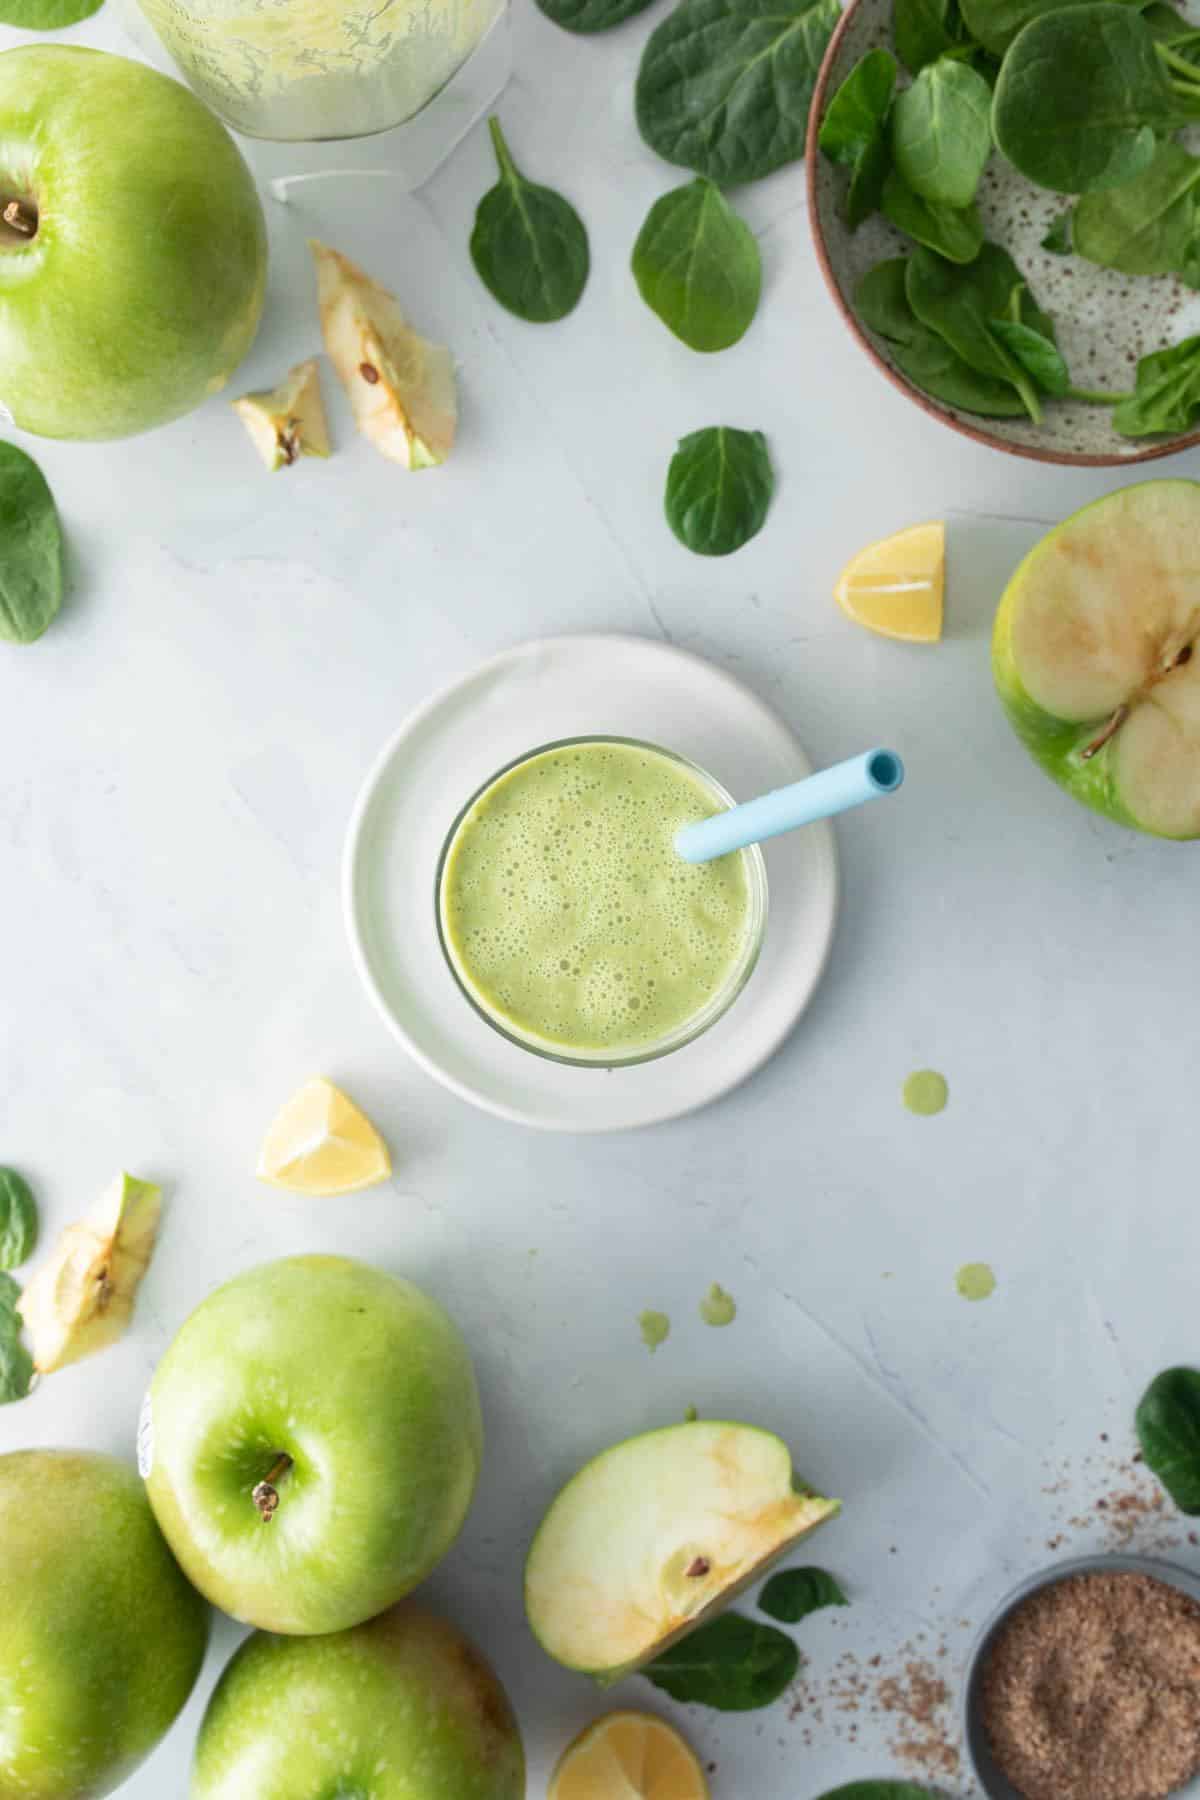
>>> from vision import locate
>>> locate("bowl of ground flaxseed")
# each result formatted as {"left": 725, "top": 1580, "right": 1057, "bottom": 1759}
{"left": 964, "top": 1554, "right": 1200, "bottom": 1800}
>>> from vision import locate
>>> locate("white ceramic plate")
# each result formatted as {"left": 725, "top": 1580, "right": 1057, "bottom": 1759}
{"left": 343, "top": 634, "right": 839, "bottom": 1132}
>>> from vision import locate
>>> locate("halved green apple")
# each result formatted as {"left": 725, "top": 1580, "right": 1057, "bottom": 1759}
{"left": 524, "top": 1421, "right": 838, "bottom": 1684}
{"left": 993, "top": 481, "right": 1200, "bottom": 839}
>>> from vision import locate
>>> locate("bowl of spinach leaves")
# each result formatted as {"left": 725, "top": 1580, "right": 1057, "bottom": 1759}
{"left": 805, "top": 0, "right": 1200, "bottom": 463}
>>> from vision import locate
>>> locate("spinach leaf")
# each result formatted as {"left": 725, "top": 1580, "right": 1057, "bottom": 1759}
{"left": 632, "top": 178, "right": 761, "bottom": 351}
{"left": 635, "top": 0, "right": 841, "bottom": 183}
{"left": 895, "top": 0, "right": 963, "bottom": 71}
{"left": 1014, "top": 277, "right": 1056, "bottom": 342}
{"left": 858, "top": 258, "right": 927, "bottom": 340}
{"left": 1073, "top": 140, "right": 1200, "bottom": 272}
{"left": 856, "top": 258, "right": 1028, "bottom": 413}
{"left": 960, "top": 0, "right": 1142, "bottom": 54}
{"left": 469, "top": 118, "right": 590, "bottom": 323}
{"left": 759, "top": 1566, "right": 848, "bottom": 1622}
{"left": 819, "top": 50, "right": 898, "bottom": 228}
{"left": 814, "top": 1785, "right": 937, "bottom": 1799}
{"left": 644, "top": 1610, "right": 798, "bottom": 1709}
{"left": 534, "top": 0, "right": 656, "bottom": 31}
{"left": 992, "top": 4, "right": 1192, "bottom": 194}
{"left": 0, "top": 1171, "right": 37, "bottom": 1271}
{"left": 664, "top": 426, "right": 774, "bottom": 555}
{"left": 905, "top": 242, "right": 1042, "bottom": 415}
{"left": 1144, "top": 2, "right": 1200, "bottom": 72}
{"left": 1144, "top": 1, "right": 1199, "bottom": 41}
{"left": 0, "top": 0, "right": 103, "bottom": 25}
{"left": 892, "top": 59, "right": 993, "bottom": 208}
{"left": 989, "top": 317, "right": 1071, "bottom": 393}
{"left": 0, "top": 443, "right": 64, "bottom": 646}
{"left": 881, "top": 168, "right": 985, "bottom": 261}
{"left": 1137, "top": 1367, "right": 1200, "bottom": 1508}
{"left": 1042, "top": 211, "right": 1074, "bottom": 252}
{"left": 1114, "top": 336, "right": 1200, "bottom": 434}
{"left": 0, "top": 1273, "right": 32, "bottom": 1406}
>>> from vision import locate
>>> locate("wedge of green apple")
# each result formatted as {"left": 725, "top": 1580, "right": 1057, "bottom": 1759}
{"left": 525, "top": 1420, "right": 839, "bottom": 1683}
{"left": 993, "top": 481, "right": 1200, "bottom": 839}
{"left": 311, "top": 240, "right": 456, "bottom": 469}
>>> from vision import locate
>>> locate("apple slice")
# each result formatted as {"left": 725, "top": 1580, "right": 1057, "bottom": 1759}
{"left": 525, "top": 1421, "right": 839, "bottom": 1683}
{"left": 311, "top": 240, "right": 456, "bottom": 469}
{"left": 994, "top": 480, "right": 1200, "bottom": 839}
{"left": 20, "top": 1173, "right": 161, "bottom": 1372}
{"left": 233, "top": 359, "right": 330, "bottom": 470}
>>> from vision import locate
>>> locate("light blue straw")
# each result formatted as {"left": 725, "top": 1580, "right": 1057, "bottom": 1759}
{"left": 675, "top": 748, "right": 904, "bottom": 864}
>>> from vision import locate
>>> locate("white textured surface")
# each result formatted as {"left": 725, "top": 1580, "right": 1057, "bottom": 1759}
{"left": 3, "top": 4, "right": 1200, "bottom": 1794}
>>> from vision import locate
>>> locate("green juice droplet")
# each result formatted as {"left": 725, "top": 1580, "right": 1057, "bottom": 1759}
{"left": 903, "top": 1069, "right": 948, "bottom": 1115}
{"left": 639, "top": 1310, "right": 670, "bottom": 1352}
{"left": 956, "top": 1262, "right": 996, "bottom": 1302}
{"left": 699, "top": 1283, "right": 737, "bottom": 1327}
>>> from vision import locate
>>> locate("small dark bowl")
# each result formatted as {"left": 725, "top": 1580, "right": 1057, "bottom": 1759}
{"left": 805, "top": 0, "right": 1200, "bottom": 467}
{"left": 961, "top": 1552, "right": 1200, "bottom": 1798}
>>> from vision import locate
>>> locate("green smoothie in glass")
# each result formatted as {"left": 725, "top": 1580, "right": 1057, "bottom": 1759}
{"left": 436, "top": 738, "right": 765, "bottom": 1065}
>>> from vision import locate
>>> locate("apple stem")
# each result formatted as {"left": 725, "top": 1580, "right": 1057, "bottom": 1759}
{"left": 252, "top": 1453, "right": 293, "bottom": 1522}
{"left": 1080, "top": 704, "right": 1129, "bottom": 761}
{"left": 2, "top": 199, "right": 36, "bottom": 238}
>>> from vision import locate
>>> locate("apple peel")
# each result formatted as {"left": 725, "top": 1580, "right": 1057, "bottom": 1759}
{"left": 20, "top": 1173, "right": 162, "bottom": 1373}
{"left": 233, "top": 358, "right": 330, "bottom": 471}
{"left": 310, "top": 240, "right": 456, "bottom": 469}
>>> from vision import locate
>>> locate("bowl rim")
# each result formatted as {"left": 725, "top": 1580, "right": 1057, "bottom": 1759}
{"left": 960, "top": 1550, "right": 1200, "bottom": 1799}
{"left": 804, "top": 1, "right": 1200, "bottom": 469}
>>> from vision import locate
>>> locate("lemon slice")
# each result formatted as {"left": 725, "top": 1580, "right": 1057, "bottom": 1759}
{"left": 835, "top": 520, "right": 944, "bottom": 642}
{"left": 549, "top": 1712, "right": 709, "bottom": 1800}
{"left": 256, "top": 1078, "right": 391, "bottom": 1196}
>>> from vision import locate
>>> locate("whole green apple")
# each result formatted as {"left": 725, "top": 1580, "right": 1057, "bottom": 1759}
{"left": 993, "top": 479, "right": 1200, "bottom": 839}
{"left": 191, "top": 1604, "right": 525, "bottom": 1799}
{"left": 144, "top": 1254, "right": 483, "bottom": 1634}
{"left": 0, "top": 1448, "right": 209, "bottom": 1799}
{"left": 0, "top": 46, "right": 267, "bottom": 441}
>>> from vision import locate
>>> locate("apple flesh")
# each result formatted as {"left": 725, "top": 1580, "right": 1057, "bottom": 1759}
{"left": 0, "top": 1449, "right": 209, "bottom": 1800}
{"left": 191, "top": 1604, "right": 525, "bottom": 1800}
{"left": 144, "top": 1254, "right": 483, "bottom": 1634}
{"left": 0, "top": 46, "right": 267, "bottom": 441}
{"left": 525, "top": 1420, "right": 839, "bottom": 1683}
{"left": 993, "top": 480, "right": 1200, "bottom": 838}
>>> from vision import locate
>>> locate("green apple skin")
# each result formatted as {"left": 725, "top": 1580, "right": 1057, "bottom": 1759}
{"left": 144, "top": 1255, "right": 484, "bottom": 1635}
{"left": 992, "top": 578, "right": 1140, "bottom": 833}
{"left": 0, "top": 1448, "right": 210, "bottom": 1800}
{"left": 191, "top": 1604, "right": 525, "bottom": 1800}
{"left": 0, "top": 47, "right": 267, "bottom": 441}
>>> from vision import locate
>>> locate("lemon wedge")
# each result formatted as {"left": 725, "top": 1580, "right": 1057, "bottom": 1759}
{"left": 549, "top": 1712, "right": 709, "bottom": 1800}
{"left": 257, "top": 1078, "right": 391, "bottom": 1196}
{"left": 835, "top": 520, "right": 944, "bottom": 642}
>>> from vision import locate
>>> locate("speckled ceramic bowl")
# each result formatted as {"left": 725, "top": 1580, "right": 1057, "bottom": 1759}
{"left": 962, "top": 1553, "right": 1200, "bottom": 1798}
{"left": 806, "top": 0, "right": 1200, "bottom": 465}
